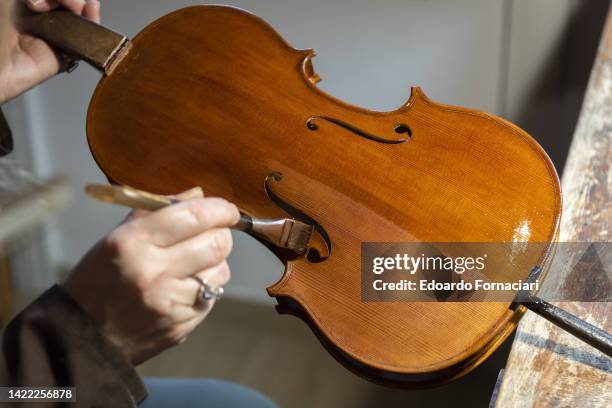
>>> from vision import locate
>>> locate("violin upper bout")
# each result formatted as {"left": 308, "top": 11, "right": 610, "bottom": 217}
{"left": 397, "top": 86, "right": 434, "bottom": 112}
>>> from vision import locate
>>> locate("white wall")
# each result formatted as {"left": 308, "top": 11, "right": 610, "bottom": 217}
{"left": 5, "top": 0, "right": 582, "bottom": 303}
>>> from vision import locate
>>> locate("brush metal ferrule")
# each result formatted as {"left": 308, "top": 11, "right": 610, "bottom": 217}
{"left": 235, "top": 213, "right": 297, "bottom": 250}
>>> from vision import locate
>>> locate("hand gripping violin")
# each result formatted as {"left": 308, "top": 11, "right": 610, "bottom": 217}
{"left": 21, "top": 5, "right": 611, "bottom": 386}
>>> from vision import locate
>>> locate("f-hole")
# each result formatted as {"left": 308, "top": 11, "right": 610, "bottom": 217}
{"left": 264, "top": 172, "right": 331, "bottom": 263}
{"left": 306, "top": 116, "right": 411, "bottom": 144}
{"left": 394, "top": 123, "right": 412, "bottom": 137}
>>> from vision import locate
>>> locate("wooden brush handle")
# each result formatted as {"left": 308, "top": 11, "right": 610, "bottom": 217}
{"left": 85, "top": 184, "right": 254, "bottom": 232}
{"left": 85, "top": 184, "right": 174, "bottom": 211}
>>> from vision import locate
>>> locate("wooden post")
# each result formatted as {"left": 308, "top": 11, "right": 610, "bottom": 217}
{"left": 0, "top": 255, "right": 12, "bottom": 327}
{"left": 495, "top": 7, "right": 612, "bottom": 407}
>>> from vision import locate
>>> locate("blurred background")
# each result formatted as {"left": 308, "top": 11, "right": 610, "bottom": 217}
{"left": 1, "top": 0, "right": 609, "bottom": 407}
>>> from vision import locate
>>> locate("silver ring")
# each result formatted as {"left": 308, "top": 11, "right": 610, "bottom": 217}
{"left": 191, "top": 276, "right": 223, "bottom": 303}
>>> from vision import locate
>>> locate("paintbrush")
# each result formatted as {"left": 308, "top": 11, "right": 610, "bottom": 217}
{"left": 85, "top": 183, "right": 314, "bottom": 254}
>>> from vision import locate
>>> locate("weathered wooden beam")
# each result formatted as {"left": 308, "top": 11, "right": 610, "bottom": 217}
{"left": 495, "top": 6, "right": 612, "bottom": 407}
{"left": 0, "top": 255, "right": 12, "bottom": 328}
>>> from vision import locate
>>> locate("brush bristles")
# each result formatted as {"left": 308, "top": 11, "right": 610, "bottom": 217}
{"left": 285, "top": 221, "right": 314, "bottom": 252}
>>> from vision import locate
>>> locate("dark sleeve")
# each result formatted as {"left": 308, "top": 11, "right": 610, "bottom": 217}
{"left": 0, "top": 285, "right": 147, "bottom": 407}
{"left": 0, "top": 106, "right": 14, "bottom": 157}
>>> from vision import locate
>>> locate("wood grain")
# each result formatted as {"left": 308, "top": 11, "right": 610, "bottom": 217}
{"left": 496, "top": 7, "right": 612, "bottom": 407}
{"left": 84, "top": 5, "right": 561, "bottom": 385}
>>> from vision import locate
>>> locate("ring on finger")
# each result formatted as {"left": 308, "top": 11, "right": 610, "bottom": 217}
{"left": 191, "top": 275, "right": 224, "bottom": 304}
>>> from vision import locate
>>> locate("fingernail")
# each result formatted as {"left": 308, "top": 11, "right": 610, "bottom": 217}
{"left": 28, "top": 0, "right": 44, "bottom": 5}
{"left": 185, "top": 186, "right": 204, "bottom": 195}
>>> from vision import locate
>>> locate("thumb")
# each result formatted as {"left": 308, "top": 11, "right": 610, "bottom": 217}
{"left": 22, "top": 1, "right": 59, "bottom": 13}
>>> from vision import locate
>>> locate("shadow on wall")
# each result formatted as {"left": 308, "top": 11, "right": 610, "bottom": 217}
{"left": 515, "top": 0, "right": 609, "bottom": 175}
{"left": 359, "top": 337, "right": 515, "bottom": 407}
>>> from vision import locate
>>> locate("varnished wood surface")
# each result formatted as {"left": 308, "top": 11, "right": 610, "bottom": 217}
{"left": 85, "top": 6, "right": 561, "bottom": 385}
{"left": 496, "top": 7, "right": 612, "bottom": 407}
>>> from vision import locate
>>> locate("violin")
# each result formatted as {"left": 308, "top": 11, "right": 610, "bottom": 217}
{"left": 21, "top": 5, "right": 611, "bottom": 387}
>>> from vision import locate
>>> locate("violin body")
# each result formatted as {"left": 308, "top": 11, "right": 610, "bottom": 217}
{"left": 84, "top": 6, "right": 561, "bottom": 386}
